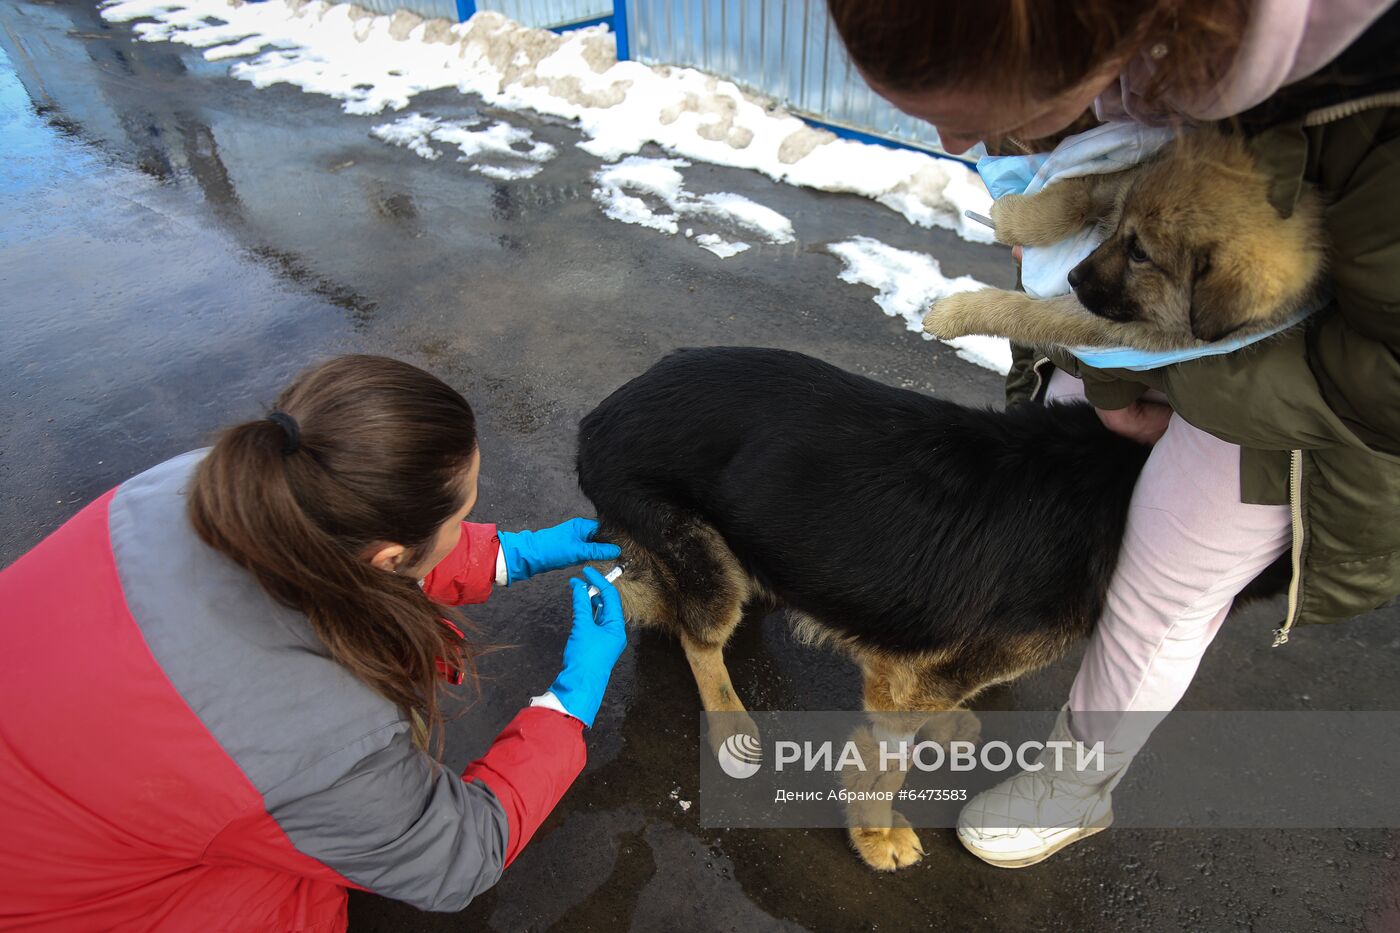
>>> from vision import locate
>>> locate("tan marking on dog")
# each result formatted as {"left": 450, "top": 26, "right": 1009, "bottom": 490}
{"left": 600, "top": 519, "right": 1087, "bottom": 872}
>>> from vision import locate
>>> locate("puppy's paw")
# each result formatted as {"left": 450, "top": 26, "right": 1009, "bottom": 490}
{"left": 849, "top": 812, "right": 925, "bottom": 872}
{"left": 922, "top": 291, "right": 986, "bottom": 339}
{"left": 988, "top": 193, "right": 1030, "bottom": 246}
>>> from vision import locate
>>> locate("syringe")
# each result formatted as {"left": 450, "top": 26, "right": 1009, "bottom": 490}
{"left": 586, "top": 562, "right": 627, "bottom": 600}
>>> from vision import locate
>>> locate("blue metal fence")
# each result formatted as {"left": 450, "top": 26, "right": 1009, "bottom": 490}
{"left": 462, "top": 0, "right": 621, "bottom": 31}
{"left": 349, "top": 0, "right": 618, "bottom": 31}
{"left": 618, "top": 0, "right": 949, "bottom": 157}
{"left": 478, "top": 0, "right": 614, "bottom": 29}
{"left": 343, "top": 0, "right": 948, "bottom": 158}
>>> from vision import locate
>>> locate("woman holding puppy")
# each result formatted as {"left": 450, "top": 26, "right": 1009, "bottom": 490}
{"left": 0, "top": 355, "right": 627, "bottom": 929}
{"left": 828, "top": 0, "right": 1400, "bottom": 867}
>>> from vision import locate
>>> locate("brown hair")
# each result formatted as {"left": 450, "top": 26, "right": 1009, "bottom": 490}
{"left": 826, "top": 0, "right": 1250, "bottom": 114}
{"left": 188, "top": 355, "right": 481, "bottom": 753}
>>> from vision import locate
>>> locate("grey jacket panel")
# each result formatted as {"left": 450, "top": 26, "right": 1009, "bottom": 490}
{"left": 267, "top": 724, "right": 508, "bottom": 911}
{"left": 108, "top": 451, "right": 507, "bottom": 909}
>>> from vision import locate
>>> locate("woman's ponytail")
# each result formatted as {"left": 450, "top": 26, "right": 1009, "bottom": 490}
{"left": 188, "top": 356, "right": 482, "bottom": 754}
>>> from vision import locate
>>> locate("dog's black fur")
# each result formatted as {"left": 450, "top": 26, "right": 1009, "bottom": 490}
{"left": 578, "top": 346, "right": 1289, "bottom": 871}
{"left": 577, "top": 347, "right": 1154, "bottom": 660}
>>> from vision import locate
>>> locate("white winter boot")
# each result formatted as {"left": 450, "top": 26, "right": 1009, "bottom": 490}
{"left": 956, "top": 707, "right": 1131, "bottom": 868}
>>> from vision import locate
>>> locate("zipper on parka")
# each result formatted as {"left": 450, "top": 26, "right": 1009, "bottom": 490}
{"left": 1267, "top": 92, "right": 1395, "bottom": 645}
{"left": 1303, "top": 91, "right": 1400, "bottom": 127}
{"left": 1274, "top": 449, "right": 1306, "bottom": 646}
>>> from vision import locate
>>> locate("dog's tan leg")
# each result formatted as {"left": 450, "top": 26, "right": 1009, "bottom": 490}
{"left": 682, "top": 620, "right": 761, "bottom": 757}
{"left": 843, "top": 720, "right": 926, "bottom": 872}
{"left": 924, "top": 289, "right": 1177, "bottom": 349}
{"left": 990, "top": 171, "right": 1135, "bottom": 246}
{"left": 843, "top": 656, "right": 971, "bottom": 873}
{"left": 681, "top": 632, "right": 746, "bottom": 715}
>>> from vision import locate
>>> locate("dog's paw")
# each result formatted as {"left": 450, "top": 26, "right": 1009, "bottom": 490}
{"left": 706, "top": 712, "right": 761, "bottom": 763}
{"left": 922, "top": 292, "right": 984, "bottom": 338}
{"left": 988, "top": 194, "right": 1028, "bottom": 246}
{"left": 949, "top": 708, "right": 982, "bottom": 745}
{"left": 849, "top": 812, "right": 925, "bottom": 872}
{"left": 919, "top": 708, "right": 983, "bottom": 747}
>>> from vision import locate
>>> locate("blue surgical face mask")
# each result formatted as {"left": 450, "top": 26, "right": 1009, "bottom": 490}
{"left": 974, "top": 153, "right": 1049, "bottom": 200}
{"left": 1069, "top": 303, "right": 1322, "bottom": 371}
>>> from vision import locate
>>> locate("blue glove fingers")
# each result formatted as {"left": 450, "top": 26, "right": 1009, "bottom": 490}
{"left": 498, "top": 519, "right": 622, "bottom": 585}
{"left": 569, "top": 576, "right": 593, "bottom": 622}
{"left": 550, "top": 575, "right": 626, "bottom": 727}
{"left": 581, "top": 566, "right": 624, "bottom": 629}
{"left": 566, "top": 518, "right": 623, "bottom": 563}
{"left": 581, "top": 540, "right": 623, "bottom": 562}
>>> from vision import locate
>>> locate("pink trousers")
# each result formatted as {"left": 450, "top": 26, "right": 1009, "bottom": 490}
{"left": 1045, "top": 371, "right": 1292, "bottom": 755}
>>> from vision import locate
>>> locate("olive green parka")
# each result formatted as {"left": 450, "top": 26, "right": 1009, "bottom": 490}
{"left": 1006, "top": 9, "right": 1400, "bottom": 641}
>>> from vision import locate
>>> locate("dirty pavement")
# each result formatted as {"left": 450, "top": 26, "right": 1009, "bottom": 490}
{"left": 2, "top": 2, "right": 1398, "bottom": 930}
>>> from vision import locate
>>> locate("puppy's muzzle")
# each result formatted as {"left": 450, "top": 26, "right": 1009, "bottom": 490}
{"left": 1068, "top": 260, "right": 1134, "bottom": 323}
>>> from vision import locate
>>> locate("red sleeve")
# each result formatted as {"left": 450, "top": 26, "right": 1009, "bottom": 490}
{"left": 421, "top": 522, "right": 500, "bottom": 606}
{"left": 461, "top": 707, "right": 586, "bottom": 867}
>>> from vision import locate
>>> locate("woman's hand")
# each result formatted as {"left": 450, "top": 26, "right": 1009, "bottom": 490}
{"left": 545, "top": 567, "right": 628, "bottom": 727}
{"left": 497, "top": 518, "right": 622, "bottom": 585}
{"left": 1096, "top": 399, "right": 1173, "bottom": 445}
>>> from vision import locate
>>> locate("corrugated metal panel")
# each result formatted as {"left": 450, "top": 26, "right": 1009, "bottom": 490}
{"left": 626, "top": 0, "right": 948, "bottom": 155}
{"left": 349, "top": 0, "right": 610, "bottom": 28}
{"left": 352, "top": 0, "right": 458, "bottom": 19}
{"left": 341, "top": 0, "right": 947, "bottom": 156}
{"left": 478, "top": 0, "right": 613, "bottom": 29}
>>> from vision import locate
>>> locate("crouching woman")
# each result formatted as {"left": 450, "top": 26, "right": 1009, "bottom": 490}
{"left": 0, "top": 355, "right": 626, "bottom": 930}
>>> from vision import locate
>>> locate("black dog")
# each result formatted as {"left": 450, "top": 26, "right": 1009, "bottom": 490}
{"left": 575, "top": 346, "right": 1276, "bottom": 869}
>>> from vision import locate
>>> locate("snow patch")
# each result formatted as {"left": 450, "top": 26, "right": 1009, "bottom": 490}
{"left": 471, "top": 162, "right": 540, "bottom": 180}
{"left": 591, "top": 156, "right": 791, "bottom": 259}
{"left": 98, "top": 0, "right": 993, "bottom": 241}
{"left": 695, "top": 234, "right": 749, "bottom": 258}
{"left": 372, "top": 112, "right": 556, "bottom": 179}
{"left": 827, "top": 237, "right": 1011, "bottom": 374}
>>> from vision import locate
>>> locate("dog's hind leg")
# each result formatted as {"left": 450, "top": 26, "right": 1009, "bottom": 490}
{"left": 603, "top": 515, "right": 758, "bottom": 750}
{"left": 681, "top": 630, "right": 745, "bottom": 716}
{"left": 672, "top": 520, "right": 761, "bottom": 754}
{"left": 683, "top": 621, "right": 763, "bottom": 757}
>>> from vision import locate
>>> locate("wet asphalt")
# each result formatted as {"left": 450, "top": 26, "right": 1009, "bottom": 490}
{"left": 2, "top": 3, "right": 1398, "bottom": 931}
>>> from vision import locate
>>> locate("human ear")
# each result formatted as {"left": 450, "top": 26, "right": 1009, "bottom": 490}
{"left": 368, "top": 543, "right": 409, "bottom": 574}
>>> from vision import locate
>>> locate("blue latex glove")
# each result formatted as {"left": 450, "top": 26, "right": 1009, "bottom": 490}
{"left": 547, "top": 567, "right": 628, "bottom": 728}
{"left": 497, "top": 518, "right": 621, "bottom": 586}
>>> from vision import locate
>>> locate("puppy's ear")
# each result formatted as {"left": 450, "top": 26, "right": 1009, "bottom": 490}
{"left": 1188, "top": 248, "right": 1245, "bottom": 343}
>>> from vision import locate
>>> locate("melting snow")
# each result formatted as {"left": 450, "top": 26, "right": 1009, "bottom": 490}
{"left": 828, "top": 237, "right": 1011, "bottom": 374}
{"left": 372, "top": 112, "right": 556, "bottom": 178}
{"left": 694, "top": 234, "right": 748, "bottom": 258}
{"left": 591, "top": 156, "right": 791, "bottom": 258}
{"left": 99, "top": 0, "right": 1013, "bottom": 370}
{"left": 98, "top": 0, "right": 993, "bottom": 241}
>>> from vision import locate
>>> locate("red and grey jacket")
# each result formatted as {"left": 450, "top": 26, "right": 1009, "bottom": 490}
{"left": 0, "top": 451, "right": 587, "bottom": 931}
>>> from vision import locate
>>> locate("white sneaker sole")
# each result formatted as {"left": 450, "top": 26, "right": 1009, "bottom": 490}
{"left": 957, "top": 820, "right": 1111, "bottom": 869}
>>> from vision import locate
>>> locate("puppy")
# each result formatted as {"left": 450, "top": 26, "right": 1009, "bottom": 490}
{"left": 923, "top": 133, "right": 1326, "bottom": 350}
